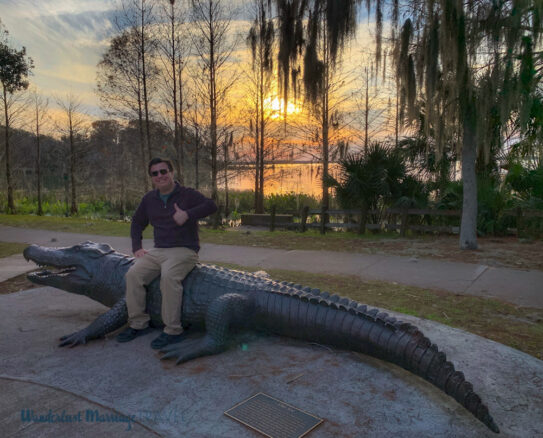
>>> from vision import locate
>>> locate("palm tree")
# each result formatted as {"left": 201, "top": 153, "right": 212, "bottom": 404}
{"left": 327, "top": 142, "right": 427, "bottom": 225}
{"left": 274, "top": 0, "right": 542, "bottom": 250}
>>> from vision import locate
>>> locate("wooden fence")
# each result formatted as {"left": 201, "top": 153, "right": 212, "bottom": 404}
{"left": 247, "top": 207, "right": 461, "bottom": 236}
{"left": 268, "top": 207, "right": 543, "bottom": 237}
{"left": 232, "top": 205, "right": 543, "bottom": 236}
{"left": 503, "top": 208, "right": 543, "bottom": 237}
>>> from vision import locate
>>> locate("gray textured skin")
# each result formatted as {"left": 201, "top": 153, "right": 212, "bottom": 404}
{"left": 23, "top": 241, "right": 499, "bottom": 433}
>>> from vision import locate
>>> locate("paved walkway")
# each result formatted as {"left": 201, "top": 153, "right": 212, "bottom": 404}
{"left": 0, "top": 225, "right": 541, "bottom": 308}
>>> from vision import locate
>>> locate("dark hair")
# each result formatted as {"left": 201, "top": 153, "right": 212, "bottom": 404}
{"left": 148, "top": 157, "right": 173, "bottom": 175}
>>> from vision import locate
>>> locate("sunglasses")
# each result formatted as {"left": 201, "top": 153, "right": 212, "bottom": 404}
{"left": 151, "top": 169, "right": 169, "bottom": 177}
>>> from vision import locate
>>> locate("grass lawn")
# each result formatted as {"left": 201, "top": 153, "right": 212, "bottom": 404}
{"left": 0, "top": 214, "right": 152, "bottom": 238}
{"left": 0, "top": 214, "right": 398, "bottom": 250}
{"left": 0, "top": 241, "right": 31, "bottom": 258}
{"left": 201, "top": 227, "right": 402, "bottom": 251}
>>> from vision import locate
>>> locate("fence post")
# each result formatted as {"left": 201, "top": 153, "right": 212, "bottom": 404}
{"left": 64, "top": 173, "right": 70, "bottom": 217}
{"left": 213, "top": 204, "right": 222, "bottom": 229}
{"left": 300, "top": 206, "right": 309, "bottom": 233}
{"left": 320, "top": 205, "right": 326, "bottom": 234}
{"left": 516, "top": 206, "right": 523, "bottom": 238}
{"left": 270, "top": 204, "right": 276, "bottom": 232}
{"left": 358, "top": 207, "right": 367, "bottom": 235}
{"left": 400, "top": 207, "right": 408, "bottom": 237}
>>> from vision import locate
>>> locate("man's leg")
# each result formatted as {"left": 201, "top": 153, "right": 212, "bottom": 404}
{"left": 155, "top": 247, "right": 198, "bottom": 335}
{"left": 125, "top": 251, "right": 161, "bottom": 330}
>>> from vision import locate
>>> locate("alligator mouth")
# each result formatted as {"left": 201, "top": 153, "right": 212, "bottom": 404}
{"left": 28, "top": 265, "right": 78, "bottom": 280}
{"left": 24, "top": 250, "right": 90, "bottom": 284}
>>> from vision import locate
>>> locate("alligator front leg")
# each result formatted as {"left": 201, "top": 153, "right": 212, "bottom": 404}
{"left": 160, "top": 293, "right": 255, "bottom": 364}
{"left": 59, "top": 298, "right": 128, "bottom": 347}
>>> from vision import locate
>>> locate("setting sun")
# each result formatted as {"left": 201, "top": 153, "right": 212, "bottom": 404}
{"left": 264, "top": 96, "right": 302, "bottom": 119}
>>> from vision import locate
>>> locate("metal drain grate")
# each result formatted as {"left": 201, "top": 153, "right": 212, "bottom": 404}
{"left": 224, "top": 393, "right": 323, "bottom": 438}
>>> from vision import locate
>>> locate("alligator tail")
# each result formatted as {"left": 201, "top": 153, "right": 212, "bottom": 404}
{"left": 254, "top": 287, "right": 499, "bottom": 433}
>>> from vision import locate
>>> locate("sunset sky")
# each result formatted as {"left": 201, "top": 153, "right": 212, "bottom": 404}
{"left": 1, "top": 0, "right": 119, "bottom": 115}
{"left": 1, "top": 1, "right": 377, "bottom": 122}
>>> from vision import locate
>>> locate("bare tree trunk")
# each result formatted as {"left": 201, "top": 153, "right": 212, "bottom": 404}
{"left": 209, "top": 41, "right": 218, "bottom": 202}
{"left": 321, "top": 93, "right": 329, "bottom": 220}
{"left": 178, "top": 59, "right": 185, "bottom": 185}
{"left": 68, "top": 119, "right": 78, "bottom": 215}
{"left": 137, "top": 91, "right": 148, "bottom": 192}
{"left": 458, "top": 5, "right": 477, "bottom": 250}
{"left": 118, "top": 133, "right": 126, "bottom": 217}
{"left": 254, "top": 109, "right": 260, "bottom": 211}
{"left": 258, "top": 69, "right": 265, "bottom": 213}
{"left": 170, "top": 1, "right": 180, "bottom": 182}
{"left": 202, "top": 0, "right": 218, "bottom": 202}
{"left": 395, "top": 77, "right": 399, "bottom": 148}
{"left": 194, "top": 124, "right": 200, "bottom": 189}
{"left": 140, "top": 0, "right": 152, "bottom": 164}
{"left": 320, "top": 30, "right": 330, "bottom": 230}
{"left": 35, "top": 105, "right": 42, "bottom": 215}
{"left": 3, "top": 86, "right": 15, "bottom": 213}
{"left": 248, "top": 0, "right": 273, "bottom": 213}
{"left": 223, "top": 132, "right": 231, "bottom": 216}
{"left": 460, "top": 111, "right": 478, "bottom": 249}
{"left": 364, "top": 67, "right": 369, "bottom": 154}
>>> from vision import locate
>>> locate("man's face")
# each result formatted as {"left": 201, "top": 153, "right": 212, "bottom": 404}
{"left": 150, "top": 162, "right": 174, "bottom": 193}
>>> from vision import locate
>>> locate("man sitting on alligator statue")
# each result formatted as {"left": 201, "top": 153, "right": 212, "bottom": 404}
{"left": 116, "top": 157, "right": 217, "bottom": 349}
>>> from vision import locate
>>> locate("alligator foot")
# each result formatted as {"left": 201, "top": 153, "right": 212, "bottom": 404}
{"left": 159, "top": 335, "right": 226, "bottom": 364}
{"left": 159, "top": 293, "right": 256, "bottom": 364}
{"left": 59, "top": 329, "right": 91, "bottom": 348}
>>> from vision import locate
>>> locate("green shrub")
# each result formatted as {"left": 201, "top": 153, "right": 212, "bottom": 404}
{"left": 215, "top": 190, "right": 321, "bottom": 214}
{"left": 264, "top": 192, "right": 320, "bottom": 213}
{"left": 217, "top": 190, "right": 255, "bottom": 213}
{"left": 506, "top": 163, "right": 543, "bottom": 200}
{"left": 327, "top": 143, "right": 429, "bottom": 224}
{"left": 435, "top": 178, "right": 512, "bottom": 235}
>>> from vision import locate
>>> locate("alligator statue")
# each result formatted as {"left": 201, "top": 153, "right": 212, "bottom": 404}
{"left": 23, "top": 241, "right": 499, "bottom": 433}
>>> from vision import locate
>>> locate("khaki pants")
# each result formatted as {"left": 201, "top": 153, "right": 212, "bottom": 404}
{"left": 125, "top": 247, "right": 198, "bottom": 335}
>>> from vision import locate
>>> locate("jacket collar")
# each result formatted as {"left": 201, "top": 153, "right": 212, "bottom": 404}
{"left": 153, "top": 181, "right": 182, "bottom": 198}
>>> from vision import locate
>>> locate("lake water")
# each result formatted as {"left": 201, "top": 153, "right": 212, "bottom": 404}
{"left": 222, "top": 163, "right": 341, "bottom": 197}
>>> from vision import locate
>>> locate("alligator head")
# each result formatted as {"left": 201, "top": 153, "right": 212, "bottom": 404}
{"left": 23, "top": 241, "right": 129, "bottom": 306}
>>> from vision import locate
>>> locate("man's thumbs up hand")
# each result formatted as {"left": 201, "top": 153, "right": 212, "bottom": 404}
{"left": 173, "top": 203, "right": 189, "bottom": 226}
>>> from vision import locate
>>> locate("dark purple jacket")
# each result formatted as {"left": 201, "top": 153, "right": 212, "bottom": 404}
{"left": 131, "top": 182, "right": 217, "bottom": 253}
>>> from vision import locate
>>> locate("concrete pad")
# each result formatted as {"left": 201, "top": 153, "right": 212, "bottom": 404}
{"left": 1, "top": 287, "right": 542, "bottom": 437}
{"left": 0, "top": 379, "right": 155, "bottom": 437}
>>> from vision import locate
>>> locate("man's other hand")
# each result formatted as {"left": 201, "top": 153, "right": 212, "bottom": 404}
{"left": 173, "top": 203, "right": 189, "bottom": 226}
{"left": 134, "top": 249, "right": 148, "bottom": 258}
